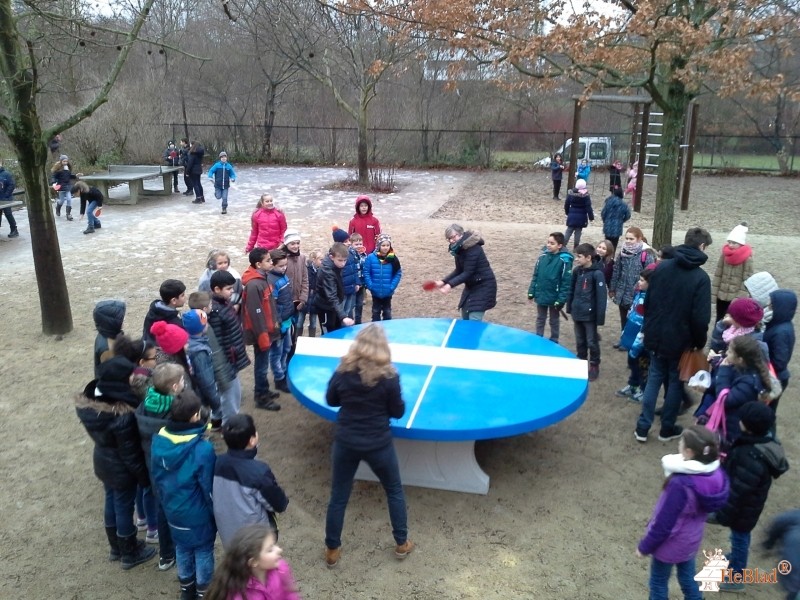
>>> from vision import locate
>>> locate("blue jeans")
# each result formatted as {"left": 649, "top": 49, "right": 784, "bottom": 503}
{"left": 627, "top": 353, "right": 643, "bottom": 387}
{"left": 219, "top": 375, "right": 241, "bottom": 424}
{"left": 86, "top": 200, "right": 100, "bottom": 228}
{"left": 103, "top": 484, "right": 137, "bottom": 538}
{"left": 325, "top": 441, "right": 407, "bottom": 549}
{"left": 729, "top": 529, "right": 751, "bottom": 577}
{"left": 135, "top": 486, "right": 157, "bottom": 530}
{"left": 371, "top": 295, "right": 392, "bottom": 321}
{"left": 253, "top": 345, "right": 271, "bottom": 395}
{"left": 649, "top": 556, "right": 701, "bottom": 600}
{"left": 149, "top": 482, "right": 175, "bottom": 560}
{"left": 343, "top": 293, "right": 356, "bottom": 320}
{"left": 269, "top": 328, "right": 292, "bottom": 381}
{"left": 176, "top": 543, "right": 215, "bottom": 588}
{"left": 57, "top": 189, "right": 72, "bottom": 207}
{"left": 297, "top": 307, "right": 317, "bottom": 331}
{"left": 461, "top": 309, "right": 485, "bottom": 321}
{"left": 214, "top": 186, "right": 229, "bottom": 208}
{"left": 637, "top": 353, "right": 683, "bottom": 434}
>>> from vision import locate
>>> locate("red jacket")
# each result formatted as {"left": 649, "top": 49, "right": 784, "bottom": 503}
{"left": 348, "top": 196, "right": 381, "bottom": 254}
{"left": 241, "top": 266, "right": 279, "bottom": 351}
{"left": 245, "top": 208, "right": 287, "bottom": 252}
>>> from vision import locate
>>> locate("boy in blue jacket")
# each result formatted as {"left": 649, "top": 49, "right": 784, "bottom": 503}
{"left": 151, "top": 391, "right": 216, "bottom": 600}
{"left": 566, "top": 243, "right": 607, "bottom": 381}
{"left": 181, "top": 309, "right": 222, "bottom": 425}
{"left": 207, "top": 151, "right": 236, "bottom": 214}
{"left": 528, "top": 232, "right": 573, "bottom": 344}
{"left": 364, "top": 233, "right": 402, "bottom": 321}
{"left": 763, "top": 289, "right": 796, "bottom": 420}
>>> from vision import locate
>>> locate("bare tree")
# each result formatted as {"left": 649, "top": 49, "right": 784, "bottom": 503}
{"left": 0, "top": 0, "right": 160, "bottom": 334}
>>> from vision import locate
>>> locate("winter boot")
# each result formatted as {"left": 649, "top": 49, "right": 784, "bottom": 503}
{"left": 274, "top": 378, "right": 290, "bottom": 393}
{"left": 179, "top": 578, "right": 197, "bottom": 600}
{"left": 196, "top": 586, "right": 207, "bottom": 599}
{"left": 66, "top": 206, "right": 74, "bottom": 221}
{"left": 55, "top": 202, "right": 62, "bottom": 217}
{"left": 83, "top": 225, "right": 95, "bottom": 234}
{"left": 105, "top": 527, "right": 121, "bottom": 562}
{"left": 298, "top": 327, "right": 305, "bottom": 337}
{"left": 308, "top": 327, "right": 317, "bottom": 338}
{"left": 8, "top": 229, "right": 19, "bottom": 239}
{"left": 118, "top": 532, "right": 156, "bottom": 570}
{"left": 254, "top": 392, "right": 281, "bottom": 411}
{"left": 94, "top": 221, "right": 101, "bottom": 228}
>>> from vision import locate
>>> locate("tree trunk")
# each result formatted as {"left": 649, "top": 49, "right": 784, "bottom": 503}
{"left": 262, "top": 83, "right": 276, "bottom": 160}
{"left": 357, "top": 106, "right": 369, "bottom": 185}
{"left": 651, "top": 104, "right": 686, "bottom": 250}
{"left": 11, "top": 121, "right": 74, "bottom": 335}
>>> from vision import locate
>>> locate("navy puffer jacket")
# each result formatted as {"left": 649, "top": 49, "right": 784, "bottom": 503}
{"left": 442, "top": 231, "right": 497, "bottom": 313}
{"left": 564, "top": 190, "right": 594, "bottom": 228}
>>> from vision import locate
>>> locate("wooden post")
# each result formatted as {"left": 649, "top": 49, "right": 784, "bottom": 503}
{"left": 629, "top": 103, "right": 640, "bottom": 167}
{"left": 680, "top": 102, "right": 699, "bottom": 211}
{"left": 634, "top": 103, "right": 650, "bottom": 213}
{"left": 568, "top": 99, "right": 582, "bottom": 189}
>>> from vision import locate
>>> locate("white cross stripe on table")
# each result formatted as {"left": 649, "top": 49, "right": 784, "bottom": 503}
{"left": 294, "top": 333, "right": 588, "bottom": 429}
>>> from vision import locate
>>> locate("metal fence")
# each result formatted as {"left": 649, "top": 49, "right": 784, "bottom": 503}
{"left": 170, "top": 124, "right": 799, "bottom": 174}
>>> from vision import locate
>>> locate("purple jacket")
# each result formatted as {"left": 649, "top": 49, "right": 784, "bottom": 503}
{"left": 639, "top": 468, "right": 729, "bottom": 563}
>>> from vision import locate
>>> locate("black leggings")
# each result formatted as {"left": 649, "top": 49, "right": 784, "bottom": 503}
{"left": 553, "top": 179, "right": 562, "bottom": 199}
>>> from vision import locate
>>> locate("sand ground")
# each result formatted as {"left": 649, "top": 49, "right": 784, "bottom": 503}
{"left": 0, "top": 168, "right": 797, "bottom": 599}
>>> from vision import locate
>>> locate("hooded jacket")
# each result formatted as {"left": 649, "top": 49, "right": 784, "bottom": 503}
{"left": 150, "top": 420, "right": 216, "bottom": 547}
{"left": 643, "top": 245, "right": 711, "bottom": 359}
{"left": 364, "top": 249, "right": 402, "bottom": 299}
{"left": 186, "top": 143, "right": 205, "bottom": 175}
{"left": 763, "top": 289, "right": 796, "bottom": 383}
{"left": 744, "top": 272, "right": 779, "bottom": 324}
{"left": 0, "top": 166, "right": 15, "bottom": 200}
{"left": 282, "top": 247, "right": 309, "bottom": 306}
{"left": 348, "top": 196, "right": 381, "bottom": 254}
{"left": 208, "top": 160, "right": 236, "bottom": 189}
{"left": 142, "top": 300, "right": 183, "bottom": 344}
{"left": 241, "top": 266, "right": 280, "bottom": 351}
{"left": 564, "top": 189, "right": 594, "bottom": 228}
{"left": 208, "top": 293, "right": 251, "bottom": 373}
{"left": 442, "top": 230, "right": 497, "bottom": 313}
{"left": 638, "top": 458, "right": 729, "bottom": 563}
{"left": 716, "top": 434, "right": 789, "bottom": 532}
{"left": 600, "top": 194, "right": 631, "bottom": 238}
{"left": 245, "top": 208, "right": 287, "bottom": 252}
{"left": 213, "top": 447, "right": 289, "bottom": 550}
{"left": 75, "top": 357, "right": 150, "bottom": 491}
{"left": 93, "top": 299, "right": 126, "bottom": 378}
{"left": 566, "top": 260, "right": 607, "bottom": 325}
{"left": 717, "top": 364, "right": 766, "bottom": 442}
{"left": 712, "top": 245, "right": 754, "bottom": 302}
{"left": 528, "top": 248, "right": 573, "bottom": 307}
{"left": 229, "top": 561, "right": 301, "bottom": 600}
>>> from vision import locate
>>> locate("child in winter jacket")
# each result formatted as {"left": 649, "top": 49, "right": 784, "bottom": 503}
{"left": 207, "top": 151, "right": 236, "bottom": 214}
{"left": 151, "top": 391, "right": 217, "bottom": 599}
{"left": 577, "top": 158, "right": 591, "bottom": 183}
{"left": 364, "top": 233, "right": 402, "bottom": 321}
{"left": 763, "top": 289, "right": 796, "bottom": 418}
{"left": 600, "top": 188, "right": 631, "bottom": 249}
{"left": 349, "top": 233, "right": 368, "bottom": 324}
{"left": 763, "top": 509, "right": 800, "bottom": 600}
{"left": 205, "top": 524, "right": 301, "bottom": 600}
{"left": 93, "top": 299, "right": 126, "bottom": 378}
{"left": 181, "top": 309, "right": 222, "bottom": 422}
{"left": 609, "top": 227, "right": 656, "bottom": 332}
{"left": 51, "top": 155, "right": 76, "bottom": 220}
{"left": 528, "top": 232, "right": 573, "bottom": 345}
{"left": 711, "top": 402, "right": 788, "bottom": 593}
{"left": 297, "top": 250, "right": 322, "bottom": 337}
{"left": 637, "top": 425, "right": 729, "bottom": 600}
{"left": 712, "top": 223, "right": 754, "bottom": 324}
{"left": 563, "top": 178, "right": 594, "bottom": 249}
{"left": 616, "top": 267, "right": 653, "bottom": 402}
{"left": 566, "top": 243, "right": 607, "bottom": 381}
{"left": 348, "top": 195, "right": 381, "bottom": 254}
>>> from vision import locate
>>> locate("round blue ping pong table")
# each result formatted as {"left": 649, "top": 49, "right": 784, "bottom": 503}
{"left": 288, "top": 318, "right": 588, "bottom": 494}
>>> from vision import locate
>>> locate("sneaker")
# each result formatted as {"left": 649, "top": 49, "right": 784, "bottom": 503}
{"left": 136, "top": 518, "right": 148, "bottom": 532}
{"left": 274, "top": 378, "right": 290, "bottom": 393}
{"left": 191, "top": 198, "right": 203, "bottom": 204}
{"left": 158, "top": 556, "right": 176, "bottom": 571}
{"left": 8, "top": 229, "right": 19, "bottom": 238}
{"left": 658, "top": 425, "right": 683, "bottom": 442}
{"left": 325, "top": 546, "right": 341, "bottom": 568}
{"left": 182, "top": 191, "right": 193, "bottom": 196}
{"left": 588, "top": 364, "right": 599, "bottom": 382}
{"left": 634, "top": 428, "right": 648, "bottom": 443}
{"left": 631, "top": 389, "right": 644, "bottom": 403}
{"left": 145, "top": 530, "right": 159, "bottom": 544}
{"left": 718, "top": 582, "right": 745, "bottom": 593}
{"left": 395, "top": 540, "right": 415, "bottom": 559}
{"left": 616, "top": 385, "right": 638, "bottom": 398}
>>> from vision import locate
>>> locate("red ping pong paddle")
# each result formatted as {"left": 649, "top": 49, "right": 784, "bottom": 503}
{"left": 422, "top": 280, "right": 438, "bottom": 291}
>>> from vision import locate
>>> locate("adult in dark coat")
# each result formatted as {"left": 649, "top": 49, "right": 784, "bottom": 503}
{"left": 563, "top": 180, "right": 594, "bottom": 249}
{"left": 179, "top": 138, "right": 192, "bottom": 196}
{"left": 74, "top": 356, "right": 157, "bottom": 569}
{"left": 186, "top": 141, "right": 205, "bottom": 203}
{"left": 635, "top": 227, "right": 713, "bottom": 443}
{"left": 434, "top": 224, "right": 497, "bottom": 321}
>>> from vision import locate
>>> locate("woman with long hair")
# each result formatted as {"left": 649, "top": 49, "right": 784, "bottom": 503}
{"left": 323, "top": 324, "right": 413, "bottom": 568}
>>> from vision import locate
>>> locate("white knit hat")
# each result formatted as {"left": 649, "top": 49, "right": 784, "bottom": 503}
{"left": 283, "top": 229, "right": 301, "bottom": 244}
{"left": 575, "top": 179, "right": 587, "bottom": 190}
{"left": 727, "top": 222, "right": 748, "bottom": 245}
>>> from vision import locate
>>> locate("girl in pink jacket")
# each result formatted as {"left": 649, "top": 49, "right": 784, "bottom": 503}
{"left": 206, "top": 524, "right": 301, "bottom": 600}
{"left": 245, "top": 195, "right": 287, "bottom": 252}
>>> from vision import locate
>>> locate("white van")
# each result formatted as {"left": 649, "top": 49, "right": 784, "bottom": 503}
{"left": 536, "top": 137, "right": 614, "bottom": 168}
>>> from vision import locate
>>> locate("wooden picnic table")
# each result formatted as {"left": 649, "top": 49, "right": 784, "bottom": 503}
{"left": 80, "top": 165, "right": 182, "bottom": 205}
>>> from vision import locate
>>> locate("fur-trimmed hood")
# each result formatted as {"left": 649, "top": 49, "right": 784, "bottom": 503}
{"left": 460, "top": 230, "right": 485, "bottom": 251}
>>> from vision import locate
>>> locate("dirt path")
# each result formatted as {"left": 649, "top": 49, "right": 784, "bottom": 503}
{"left": 0, "top": 169, "right": 796, "bottom": 599}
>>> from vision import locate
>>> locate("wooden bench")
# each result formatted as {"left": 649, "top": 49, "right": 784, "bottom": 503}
{"left": 80, "top": 165, "right": 182, "bottom": 205}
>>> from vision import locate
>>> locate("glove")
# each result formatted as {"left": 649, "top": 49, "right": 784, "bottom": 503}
{"left": 553, "top": 302, "right": 562, "bottom": 308}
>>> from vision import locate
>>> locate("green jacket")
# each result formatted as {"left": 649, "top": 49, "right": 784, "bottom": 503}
{"left": 528, "top": 249, "right": 573, "bottom": 306}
